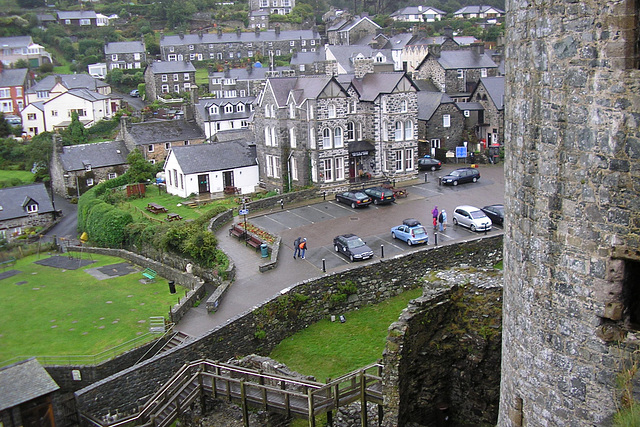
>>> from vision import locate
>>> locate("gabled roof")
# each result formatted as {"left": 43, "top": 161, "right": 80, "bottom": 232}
{"left": 454, "top": 5, "right": 505, "bottom": 15}
{"left": 59, "top": 140, "right": 129, "bottom": 172}
{"left": 160, "top": 29, "right": 319, "bottom": 47}
{"left": 325, "top": 45, "right": 393, "bottom": 74}
{"left": 387, "top": 33, "right": 414, "bottom": 50}
{"left": 27, "top": 74, "right": 108, "bottom": 94}
{"left": 211, "top": 129, "right": 253, "bottom": 142}
{"left": 57, "top": 11, "right": 98, "bottom": 19}
{"left": 104, "top": 41, "right": 145, "bottom": 55}
{"left": 169, "top": 141, "right": 257, "bottom": 175}
{"left": 266, "top": 76, "right": 337, "bottom": 107}
{"left": 417, "top": 91, "right": 455, "bottom": 120}
{"left": 351, "top": 72, "right": 416, "bottom": 102}
{"left": 196, "top": 97, "right": 255, "bottom": 121}
{"left": 209, "top": 65, "right": 291, "bottom": 81}
{"left": 0, "top": 358, "right": 59, "bottom": 411}
{"left": 0, "top": 36, "right": 33, "bottom": 49}
{"left": 290, "top": 50, "right": 327, "bottom": 65}
{"left": 339, "top": 16, "right": 380, "bottom": 32}
{"left": 456, "top": 101, "right": 484, "bottom": 111}
{"left": 0, "top": 184, "right": 55, "bottom": 222}
{"left": 0, "top": 68, "right": 28, "bottom": 88}
{"left": 433, "top": 50, "right": 497, "bottom": 70}
{"left": 479, "top": 76, "right": 505, "bottom": 110}
{"left": 49, "top": 88, "right": 109, "bottom": 103}
{"left": 390, "top": 6, "right": 446, "bottom": 17}
{"left": 148, "top": 61, "right": 196, "bottom": 74}
{"left": 125, "top": 120, "right": 205, "bottom": 145}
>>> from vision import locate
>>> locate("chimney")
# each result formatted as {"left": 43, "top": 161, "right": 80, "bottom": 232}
{"left": 429, "top": 44, "right": 441, "bottom": 58}
{"left": 218, "top": 27, "right": 222, "bottom": 37}
{"left": 190, "top": 84, "right": 199, "bottom": 105}
{"left": 275, "top": 25, "right": 281, "bottom": 36}
{"left": 160, "top": 31, "right": 164, "bottom": 40}
{"left": 247, "top": 64, "right": 253, "bottom": 75}
{"left": 255, "top": 26, "right": 260, "bottom": 36}
{"left": 198, "top": 31, "right": 203, "bottom": 39}
{"left": 224, "top": 62, "right": 230, "bottom": 77}
{"left": 54, "top": 75, "right": 63, "bottom": 85}
{"left": 443, "top": 26, "right": 453, "bottom": 40}
{"left": 472, "top": 42, "right": 485, "bottom": 55}
{"left": 418, "top": 5, "right": 423, "bottom": 12}
{"left": 179, "top": 32, "right": 184, "bottom": 39}
{"left": 236, "top": 27, "right": 241, "bottom": 37}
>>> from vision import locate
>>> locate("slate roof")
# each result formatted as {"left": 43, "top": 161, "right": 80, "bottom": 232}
{"left": 0, "top": 358, "right": 59, "bottom": 411}
{"left": 160, "top": 29, "right": 319, "bottom": 47}
{"left": 456, "top": 101, "right": 484, "bottom": 111}
{"left": 434, "top": 50, "right": 498, "bottom": 70}
{"left": 27, "top": 74, "right": 108, "bottom": 94}
{"left": 170, "top": 141, "right": 257, "bottom": 174}
{"left": 406, "top": 36, "right": 478, "bottom": 47}
{"left": 417, "top": 91, "right": 455, "bottom": 120}
{"left": 339, "top": 16, "right": 380, "bottom": 32}
{"left": 126, "top": 120, "right": 205, "bottom": 145}
{"left": 209, "top": 65, "right": 290, "bottom": 81}
{"left": 352, "top": 72, "right": 413, "bottom": 102}
{"left": 267, "top": 76, "right": 334, "bottom": 107}
{"left": 104, "top": 41, "right": 145, "bottom": 55}
{"left": 59, "top": 140, "right": 129, "bottom": 172}
{"left": 390, "top": 6, "right": 446, "bottom": 17}
{"left": 290, "top": 50, "right": 326, "bottom": 65}
{"left": 480, "top": 76, "right": 505, "bottom": 110}
{"left": 196, "top": 97, "right": 255, "bottom": 121}
{"left": 387, "top": 33, "right": 415, "bottom": 50}
{"left": 148, "top": 61, "right": 196, "bottom": 74}
{"left": 211, "top": 128, "right": 253, "bottom": 142}
{"left": 454, "top": 5, "right": 505, "bottom": 15}
{"left": 0, "top": 184, "right": 55, "bottom": 222}
{"left": 61, "top": 88, "right": 110, "bottom": 102}
{"left": 0, "top": 68, "right": 28, "bottom": 88}
{"left": 0, "top": 36, "right": 33, "bottom": 49}
{"left": 325, "top": 45, "right": 393, "bottom": 73}
{"left": 57, "top": 11, "right": 98, "bottom": 20}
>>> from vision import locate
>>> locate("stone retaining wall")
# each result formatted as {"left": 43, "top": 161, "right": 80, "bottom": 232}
{"left": 75, "top": 235, "right": 503, "bottom": 423}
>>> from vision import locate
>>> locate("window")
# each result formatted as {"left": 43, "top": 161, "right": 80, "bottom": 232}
{"left": 169, "top": 46, "right": 175, "bottom": 52}
{"left": 322, "top": 128, "right": 331, "bottom": 149}
{"left": 464, "top": 110, "right": 470, "bottom": 117}
{"left": 217, "top": 53, "right": 223, "bottom": 60}
{"left": 289, "top": 103, "right": 295, "bottom": 118}
{"left": 346, "top": 122, "right": 355, "bottom": 140}
{"left": 290, "top": 156, "right": 298, "bottom": 181}
{"left": 289, "top": 128, "right": 297, "bottom": 148}
{"left": 260, "top": 0, "right": 268, "bottom": 6}
{"left": 309, "top": 128, "right": 316, "bottom": 149}
{"left": 134, "top": 53, "right": 141, "bottom": 60}
{"left": 27, "top": 113, "right": 36, "bottom": 120}
{"left": 190, "top": 54, "right": 196, "bottom": 61}
{"left": 162, "top": 74, "right": 168, "bottom": 82}
{"left": 80, "top": 19, "right": 90, "bottom": 25}
{"left": 290, "top": 41, "right": 295, "bottom": 46}
{"left": 224, "top": 104, "right": 234, "bottom": 113}
{"left": 481, "top": 68, "right": 487, "bottom": 78}
{"left": 184, "top": 73, "right": 190, "bottom": 81}
{"left": 266, "top": 155, "right": 281, "bottom": 178}
{"left": 327, "top": 104, "right": 336, "bottom": 118}
{"left": 162, "top": 84, "right": 169, "bottom": 93}
{"left": 180, "top": 174, "right": 184, "bottom": 189}
{"left": 457, "top": 69, "right": 465, "bottom": 79}
{"left": 405, "top": 149, "right": 414, "bottom": 170}
{"left": 395, "top": 121, "right": 403, "bottom": 140}
{"left": 237, "top": 104, "right": 245, "bottom": 112}
{"left": 335, "top": 157, "right": 344, "bottom": 181}
{"left": 310, "top": 40, "right": 316, "bottom": 45}
{"left": 189, "top": 45, "right": 194, "bottom": 51}
{"left": 27, "top": 203, "right": 38, "bottom": 213}
{"left": 184, "top": 141, "right": 189, "bottom": 145}
{"left": 431, "top": 138, "right": 441, "bottom": 149}
{"left": 322, "top": 159, "right": 333, "bottom": 181}
{"left": 86, "top": 178, "right": 94, "bottom": 186}
{"left": 28, "top": 127, "right": 38, "bottom": 134}
{"left": 404, "top": 120, "right": 413, "bottom": 140}
{"left": 443, "top": 114, "right": 451, "bottom": 127}
{"left": 394, "top": 150, "right": 403, "bottom": 171}
{"left": 148, "top": 144, "right": 154, "bottom": 154}
{"left": 168, "top": 54, "right": 177, "bottom": 61}
{"left": 334, "top": 127, "right": 343, "bottom": 148}
{"left": 84, "top": 164, "right": 92, "bottom": 172}
{"left": 108, "top": 173, "right": 117, "bottom": 180}
{"left": 401, "top": 100, "right": 407, "bottom": 112}
{"left": 173, "top": 170, "right": 178, "bottom": 186}
{"left": 174, "top": 85, "right": 180, "bottom": 92}
{"left": 51, "top": 110, "right": 58, "bottom": 117}
{"left": 357, "top": 123, "right": 363, "bottom": 140}
{"left": 240, "top": 90, "right": 246, "bottom": 97}
{"left": 37, "top": 91, "right": 48, "bottom": 99}
{"left": 382, "top": 121, "right": 388, "bottom": 141}
{"left": 173, "top": 74, "right": 179, "bottom": 81}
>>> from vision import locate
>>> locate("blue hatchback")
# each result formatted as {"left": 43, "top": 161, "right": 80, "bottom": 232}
{"left": 391, "top": 220, "right": 429, "bottom": 246}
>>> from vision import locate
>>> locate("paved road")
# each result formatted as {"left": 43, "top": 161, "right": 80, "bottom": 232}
{"left": 44, "top": 195, "right": 79, "bottom": 245}
{"left": 175, "top": 163, "right": 505, "bottom": 336}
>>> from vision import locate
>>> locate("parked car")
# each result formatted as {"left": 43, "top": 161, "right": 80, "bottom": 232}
{"left": 333, "top": 234, "right": 374, "bottom": 261}
{"left": 335, "top": 191, "right": 371, "bottom": 209}
{"left": 452, "top": 205, "right": 492, "bottom": 231}
{"left": 363, "top": 187, "right": 395, "bottom": 205}
{"left": 440, "top": 167, "right": 480, "bottom": 186}
{"left": 129, "top": 89, "right": 140, "bottom": 97}
{"left": 481, "top": 204, "right": 504, "bottom": 226}
{"left": 391, "top": 218, "right": 429, "bottom": 246}
{"left": 4, "top": 115, "right": 22, "bottom": 126}
{"left": 417, "top": 157, "right": 442, "bottom": 171}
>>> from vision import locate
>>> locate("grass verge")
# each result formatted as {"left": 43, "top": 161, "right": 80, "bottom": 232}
{"left": 0, "top": 253, "right": 178, "bottom": 365}
{"left": 269, "top": 287, "right": 423, "bottom": 381}
{"left": 0, "top": 170, "right": 35, "bottom": 187}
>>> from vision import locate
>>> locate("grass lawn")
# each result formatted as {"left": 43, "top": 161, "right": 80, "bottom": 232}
{"left": 269, "top": 287, "right": 423, "bottom": 381}
{"left": 195, "top": 68, "right": 209, "bottom": 87}
{"left": 0, "top": 253, "right": 178, "bottom": 365}
{"left": 0, "top": 170, "right": 35, "bottom": 186}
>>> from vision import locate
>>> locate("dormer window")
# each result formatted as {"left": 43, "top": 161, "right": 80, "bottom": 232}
{"left": 237, "top": 104, "right": 245, "bottom": 112}
{"left": 27, "top": 204, "right": 38, "bottom": 214}
{"left": 209, "top": 105, "right": 219, "bottom": 115}
{"left": 224, "top": 104, "right": 234, "bottom": 113}
{"left": 85, "top": 164, "right": 91, "bottom": 172}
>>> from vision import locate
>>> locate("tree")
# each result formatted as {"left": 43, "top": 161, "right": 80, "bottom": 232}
{"left": 126, "top": 149, "right": 157, "bottom": 183}
{"left": 0, "top": 114, "right": 12, "bottom": 138}
{"left": 25, "top": 132, "right": 53, "bottom": 181}
{"left": 65, "top": 111, "right": 88, "bottom": 145}
{"left": 108, "top": 68, "right": 124, "bottom": 85}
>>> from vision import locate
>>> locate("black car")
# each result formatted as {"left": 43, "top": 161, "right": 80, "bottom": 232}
{"left": 363, "top": 187, "right": 395, "bottom": 205}
{"left": 481, "top": 204, "right": 504, "bottom": 226}
{"left": 333, "top": 234, "right": 374, "bottom": 262}
{"left": 335, "top": 191, "right": 371, "bottom": 209}
{"left": 440, "top": 167, "right": 480, "bottom": 186}
{"left": 417, "top": 157, "right": 442, "bottom": 171}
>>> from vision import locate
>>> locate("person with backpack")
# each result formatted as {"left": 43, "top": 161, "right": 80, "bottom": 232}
{"left": 293, "top": 236, "right": 302, "bottom": 259}
{"left": 299, "top": 238, "right": 307, "bottom": 259}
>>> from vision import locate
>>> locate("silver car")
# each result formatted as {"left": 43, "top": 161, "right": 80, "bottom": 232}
{"left": 452, "top": 205, "right": 492, "bottom": 232}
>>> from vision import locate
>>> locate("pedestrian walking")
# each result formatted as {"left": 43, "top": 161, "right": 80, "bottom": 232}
{"left": 293, "top": 236, "right": 301, "bottom": 259}
{"left": 432, "top": 206, "right": 439, "bottom": 230}
{"left": 299, "top": 238, "right": 307, "bottom": 259}
{"left": 438, "top": 210, "right": 444, "bottom": 232}
{"left": 441, "top": 209, "right": 447, "bottom": 230}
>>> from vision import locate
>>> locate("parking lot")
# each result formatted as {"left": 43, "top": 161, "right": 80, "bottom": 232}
{"left": 249, "top": 164, "right": 505, "bottom": 273}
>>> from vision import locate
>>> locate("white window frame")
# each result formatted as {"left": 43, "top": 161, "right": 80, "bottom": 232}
{"left": 27, "top": 203, "right": 38, "bottom": 213}
{"left": 405, "top": 149, "right": 414, "bottom": 170}
{"left": 322, "top": 158, "right": 333, "bottom": 182}
{"left": 481, "top": 68, "right": 487, "bottom": 78}
{"left": 401, "top": 100, "right": 407, "bottom": 112}
{"left": 162, "top": 74, "right": 168, "bottom": 82}
{"left": 108, "top": 172, "right": 117, "bottom": 180}
{"left": 395, "top": 121, "right": 403, "bottom": 141}
{"left": 346, "top": 122, "right": 355, "bottom": 141}
{"left": 289, "top": 128, "right": 297, "bottom": 148}
{"left": 290, "top": 156, "right": 298, "bottom": 181}
{"left": 327, "top": 104, "right": 336, "bottom": 118}
{"left": 335, "top": 157, "right": 344, "bottom": 181}
{"left": 443, "top": 114, "right": 451, "bottom": 128}
{"left": 464, "top": 110, "right": 470, "bottom": 117}
{"left": 404, "top": 120, "right": 413, "bottom": 140}
{"left": 322, "top": 128, "right": 331, "bottom": 149}
{"left": 457, "top": 69, "right": 464, "bottom": 79}
{"left": 86, "top": 178, "right": 94, "bottom": 186}
{"left": 394, "top": 150, "right": 403, "bottom": 171}
{"left": 334, "top": 127, "right": 343, "bottom": 148}
{"left": 309, "top": 128, "right": 316, "bottom": 149}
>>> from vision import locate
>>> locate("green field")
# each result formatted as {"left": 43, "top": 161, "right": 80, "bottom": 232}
{"left": 0, "top": 253, "right": 178, "bottom": 365}
{"left": 0, "top": 170, "right": 35, "bottom": 187}
{"left": 195, "top": 68, "right": 209, "bottom": 87}
{"left": 269, "top": 287, "right": 423, "bottom": 381}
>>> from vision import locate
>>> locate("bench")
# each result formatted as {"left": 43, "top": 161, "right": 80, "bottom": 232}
{"left": 224, "top": 186, "right": 240, "bottom": 195}
{"left": 229, "top": 224, "right": 245, "bottom": 238}
{"left": 166, "top": 213, "right": 183, "bottom": 222}
{"left": 146, "top": 203, "right": 167, "bottom": 214}
{"left": 246, "top": 236, "right": 262, "bottom": 251}
{"left": 0, "top": 257, "right": 16, "bottom": 270}
{"left": 142, "top": 268, "right": 157, "bottom": 281}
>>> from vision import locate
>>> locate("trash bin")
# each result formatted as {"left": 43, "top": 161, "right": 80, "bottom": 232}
{"left": 168, "top": 280, "right": 176, "bottom": 294}
{"left": 260, "top": 243, "right": 269, "bottom": 258}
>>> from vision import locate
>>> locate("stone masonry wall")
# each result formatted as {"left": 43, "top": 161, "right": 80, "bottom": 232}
{"left": 499, "top": 0, "right": 640, "bottom": 425}
{"left": 75, "top": 235, "right": 502, "bottom": 423}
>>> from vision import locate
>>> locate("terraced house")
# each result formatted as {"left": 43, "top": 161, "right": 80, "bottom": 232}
{"left": 254, "top": 72, "right": 418, "bottom": 192}
{"left": 104, "top": 41, "right": 147, "bottom": 70}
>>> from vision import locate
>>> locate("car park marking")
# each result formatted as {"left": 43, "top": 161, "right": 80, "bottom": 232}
{"left": 308, "top": 204, "right": 338, "bottom": 219}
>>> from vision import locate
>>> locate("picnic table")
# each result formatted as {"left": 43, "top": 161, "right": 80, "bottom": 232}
{"left": 166, "top": 213, "right": 183, "bottom": 222}
{"left": 146, "top": 203, "right": 168, "bottom": 214}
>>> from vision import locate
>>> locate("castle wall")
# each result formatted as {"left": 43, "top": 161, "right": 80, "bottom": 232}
{"left": 499, "top": 0, "right": 640, "bottom": 425}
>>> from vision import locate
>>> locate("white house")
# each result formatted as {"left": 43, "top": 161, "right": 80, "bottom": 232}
{"left": 390, "top": 6, "right": 446, "bottom": 22}
{"left": 195, "top": 97, "right": 255, "bottom": 140}
{"left": 21, "top": 102, "right": 45, "bottom": 136}
{"left": 163, "top": 140, "right": 259, "bottom": 198}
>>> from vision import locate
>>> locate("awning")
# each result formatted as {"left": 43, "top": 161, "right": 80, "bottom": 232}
{"left": 348, "top": 140, "right": 375, "bottom": 156}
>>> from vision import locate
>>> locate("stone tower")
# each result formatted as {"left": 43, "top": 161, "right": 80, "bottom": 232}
{"left": 500, "top": 0, "right": 640, "bottom": 425}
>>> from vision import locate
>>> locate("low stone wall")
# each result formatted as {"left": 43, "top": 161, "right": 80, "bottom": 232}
{"left": 74, "top": 235, "right": 503, "bottom": 423}
{"left": 245, "top": 188, "right": 319, "bottom": 212}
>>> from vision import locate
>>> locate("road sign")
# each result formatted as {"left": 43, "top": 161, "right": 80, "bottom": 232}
{"left": 239, "top": 209, "right": 249, "bottom": 215}
{"left": 456, "top": 146, "right": 468, "bottom": 158}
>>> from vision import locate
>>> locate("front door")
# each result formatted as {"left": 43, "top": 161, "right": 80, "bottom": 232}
{"left": 198, "top": 174, "right": 209, "bottom": 194}
{"left": 223, "top": 171, "right": 234, "bottom": 188}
